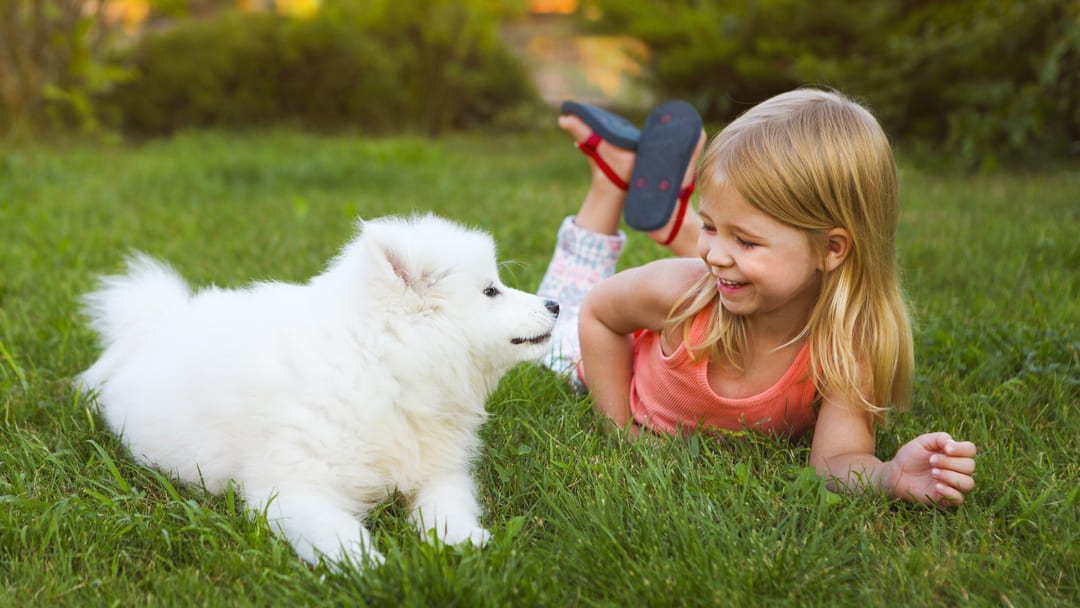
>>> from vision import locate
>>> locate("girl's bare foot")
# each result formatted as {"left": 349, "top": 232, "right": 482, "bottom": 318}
{"left": 559, "top": 113, "right": 637, "bottom": 236}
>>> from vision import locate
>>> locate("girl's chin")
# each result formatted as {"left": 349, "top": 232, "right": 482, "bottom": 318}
{"left": 718, "top": 299, "right": 751, "bottom": 316}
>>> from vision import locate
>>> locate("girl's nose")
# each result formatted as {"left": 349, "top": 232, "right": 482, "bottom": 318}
{"left": 705, "top": 239, "right": 734, "bottom": 268}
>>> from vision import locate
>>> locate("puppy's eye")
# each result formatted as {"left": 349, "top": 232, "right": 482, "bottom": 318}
{"left": 483, "top": 284, "right": 500, "bottom": 298}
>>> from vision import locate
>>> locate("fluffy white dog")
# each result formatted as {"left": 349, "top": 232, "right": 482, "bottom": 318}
{"left": 78, "top": 214, "right": 559, "bottom": 566}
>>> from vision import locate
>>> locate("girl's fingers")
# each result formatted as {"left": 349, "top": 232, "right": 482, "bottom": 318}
{"left": 930, "top": 453, "right": 976, "bottom": 475}
{"left": 932, "top": 468, "right": 975, "bottom": 493}
{"left": 945, "top": 440, "right": 978, "bottom": 458}
{"left": 934, "top": 483, "right": 965, "bottom": 505}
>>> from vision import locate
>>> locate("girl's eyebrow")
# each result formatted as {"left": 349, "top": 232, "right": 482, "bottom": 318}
{"left": 702, "top": 209, "right": 767, "bottom": 241}
{"left": 734, "top": 226, "right": 767, "bottom": 243}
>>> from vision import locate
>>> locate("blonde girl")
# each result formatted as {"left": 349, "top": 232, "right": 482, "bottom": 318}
{"left": 539, "top": 89, "right": 977, "bottom": 505}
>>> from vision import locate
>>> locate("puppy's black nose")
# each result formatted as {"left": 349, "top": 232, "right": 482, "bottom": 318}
{"left": 545, "top": 300, "right": 560, "bottom": 317}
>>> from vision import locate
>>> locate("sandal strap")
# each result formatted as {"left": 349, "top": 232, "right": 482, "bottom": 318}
{"left": 658, "top": 182, "right": 694, "bottom": 246}
{"left": 576, "top": 132, "right": 629, "bottom": 191}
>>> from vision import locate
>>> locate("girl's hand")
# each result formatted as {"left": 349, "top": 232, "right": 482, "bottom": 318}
{"left": 889, "top": 432, "right": 977, "bottom": 505}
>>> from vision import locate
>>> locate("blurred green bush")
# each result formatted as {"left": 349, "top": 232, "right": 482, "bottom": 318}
{"left": 588, "top": 0, "right": 1080, "bottom": 168}
{"left": 0, "top": 0, "right": 129, "bottom": 136}
{"left": 101, "top": 0, "right": 538, "bottom": 136}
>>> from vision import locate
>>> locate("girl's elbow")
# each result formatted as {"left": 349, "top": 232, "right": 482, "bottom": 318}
{"left": 579, "top": 290, "right": 603, "bottom": 325}
{"left": 808, "top": 453, "right": 831, "bottom": 478}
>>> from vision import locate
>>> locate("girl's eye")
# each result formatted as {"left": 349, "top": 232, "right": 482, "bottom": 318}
{"left": 483, "top": 285, "right": 500, "bottom": 298}
{"left": 700, "top": 222, "right": 716, "bottom": 233}
{"left": 735, "top": 236, "right": 758, "bottom": 249}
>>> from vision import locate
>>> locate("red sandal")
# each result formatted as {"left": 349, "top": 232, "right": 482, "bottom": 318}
{"left": 659, "top": 183, "right": 695, "bottom": 246}
{"left": 575, "top": 132, "right": 630, "bottom": 191}
{"left": 623, "top": 101, "right": 703, "bottom": 242}
{"left": 576, "top": 131, "right": 696, "bottom": 246}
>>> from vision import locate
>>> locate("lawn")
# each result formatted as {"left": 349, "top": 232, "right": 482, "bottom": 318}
{"left": 1, "top": 128, "right": 1078, "bottom": 606}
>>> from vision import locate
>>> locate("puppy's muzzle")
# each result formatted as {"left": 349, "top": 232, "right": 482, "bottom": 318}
{"left": 510, "top": 300, "right": 560, "bottom": 346}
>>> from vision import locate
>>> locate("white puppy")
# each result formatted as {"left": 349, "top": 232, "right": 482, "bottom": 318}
{"left": 78, "top": 214, "right": 559, "bottom": 566}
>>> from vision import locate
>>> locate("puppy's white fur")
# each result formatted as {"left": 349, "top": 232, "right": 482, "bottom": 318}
{"left": 78, "top": 214, "right": 559, "bottom": 566}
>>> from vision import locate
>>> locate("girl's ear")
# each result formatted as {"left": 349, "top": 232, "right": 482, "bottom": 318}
{"left": 821, "top": 227, "right": 852, "bottom": 272}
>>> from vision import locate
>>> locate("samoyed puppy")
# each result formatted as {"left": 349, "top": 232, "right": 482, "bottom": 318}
{"left": 78, "top": 214, "right": 559, "bottom": 567}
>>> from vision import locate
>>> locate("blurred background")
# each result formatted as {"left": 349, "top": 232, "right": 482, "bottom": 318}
{"left": 1, "top": 0, "right": 1078, "bottom": 169}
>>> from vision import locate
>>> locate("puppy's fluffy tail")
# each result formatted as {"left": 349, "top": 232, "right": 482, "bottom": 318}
{"left": 83, "top": 253, "right": 191, "bottom": 349}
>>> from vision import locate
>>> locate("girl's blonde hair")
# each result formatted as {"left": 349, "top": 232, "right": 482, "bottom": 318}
{"left": 667, "top": 88, "right": 913, "bottom": 423}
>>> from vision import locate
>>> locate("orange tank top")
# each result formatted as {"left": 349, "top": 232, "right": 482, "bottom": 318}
{"left": 628, "top": 308, "right": 818, "bottom": 437}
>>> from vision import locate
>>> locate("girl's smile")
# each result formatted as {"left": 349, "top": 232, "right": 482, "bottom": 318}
{"left": 697, "top": 182, "right": 823, "bottom": 329}
{"left": 716, "top": 276, "right": 748, "bottom": 294}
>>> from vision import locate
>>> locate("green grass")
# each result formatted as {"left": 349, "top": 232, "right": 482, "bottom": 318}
{"left": 1, "top": 128, "right": 1078, "bottom": 606}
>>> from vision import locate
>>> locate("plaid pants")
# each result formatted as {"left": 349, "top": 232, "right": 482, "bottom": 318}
{"left": 536, "top": 216, "right": 626, "bottom": 382}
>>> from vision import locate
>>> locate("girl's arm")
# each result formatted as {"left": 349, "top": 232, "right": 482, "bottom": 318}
{"left": 809, "top": 395, "right": 977, "bottom": 505}
{"left": 578, "top": 258, "right": 705, "bottom": 427}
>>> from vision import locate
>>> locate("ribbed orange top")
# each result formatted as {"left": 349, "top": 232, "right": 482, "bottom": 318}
{"left": 628, "top": 308, "right": 818, "bottom": 437}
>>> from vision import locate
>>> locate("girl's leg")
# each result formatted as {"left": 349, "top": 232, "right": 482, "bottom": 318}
{"left": 557, "top": 112, "right": 704, "bottom": 249}
{"left": 538, "top": 114, "right": 633, "bottom": 376}
{"left": 537, "top": 217, "right": 624, "bottom": 377}
{"left": 537, "top": 112, "right": 705, "bottom": 376}
{"left": 557, "top": 113, "right": 635, "bottom": 236}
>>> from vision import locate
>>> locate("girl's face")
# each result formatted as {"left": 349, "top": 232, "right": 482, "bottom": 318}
{"left": 696, "top": 182, "right": 823, "bottom": 331}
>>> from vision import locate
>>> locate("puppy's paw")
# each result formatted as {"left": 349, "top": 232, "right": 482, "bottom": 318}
{"left": 426, "top": 523, "right": 491, "bottom": 548}
{"left": 335, "top": 542, "right": 385, "bottom": 570}
{"left": 453, "top": 525, "right": 491, "bottom": 548}
{"left": 293, "top": 537, "right": 385, "bottom": 570}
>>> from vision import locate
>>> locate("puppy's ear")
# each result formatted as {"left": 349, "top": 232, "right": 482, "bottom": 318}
{"left": 363, "top": 219, "right": 445, "bottom": 294}
{"left": 385, "top": 250, "right": 448, "bottom": 293}
{"left": 361, "top": 220, "right": 410, "bottom": 284}
{"left": 383, "top": 248, "right": 414, "bottom": 288}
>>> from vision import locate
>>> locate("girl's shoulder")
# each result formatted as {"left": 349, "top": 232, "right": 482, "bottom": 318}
{"left": 627, "top": 257, "right": 709, "bottom": 306}
{"left": 593, "top": 258, "right": 708, "bottom": 334}
{"left": 636, "top": 257, "right": 708, "bottom": 285}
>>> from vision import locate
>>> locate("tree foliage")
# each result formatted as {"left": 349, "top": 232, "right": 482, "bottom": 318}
{"left": 588, "top": 0, "right": 1080, "bottom": 167}
{"left": 99, "top": 0, "right": 538, "bottom": 136}
{"left": 0, "top": 0, "right": 127, "bottom": 133}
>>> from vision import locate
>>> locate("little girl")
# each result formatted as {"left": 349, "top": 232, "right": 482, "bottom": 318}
{"left": 538, "top": 89, "right": 977, "bottom": 505}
